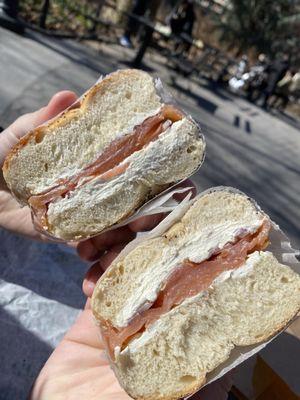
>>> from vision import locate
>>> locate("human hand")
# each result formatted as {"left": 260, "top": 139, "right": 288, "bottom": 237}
{"left": 30, "top": 298, "right": 233, "bottom": 400}
{"left": 0, "top": 91, "right": 77, "bottom": 240}
{"left": 30, "top": 299, "right": 131, "bottom": 400}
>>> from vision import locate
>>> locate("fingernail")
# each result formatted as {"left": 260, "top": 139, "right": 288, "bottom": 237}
{"left": 87, "top": 281, "right": 95, "bottom": 291}
{"left": 87, "top": 281, "right": 96, "bottom": 297}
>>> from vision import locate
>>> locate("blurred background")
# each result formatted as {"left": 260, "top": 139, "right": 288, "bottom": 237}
{"left": 0, "top": 1, "right": 299, "bottom": 399}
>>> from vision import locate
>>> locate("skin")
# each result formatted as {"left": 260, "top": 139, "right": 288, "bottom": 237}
{"left": 0, "top": 92, "right": 232, "bottom": 400}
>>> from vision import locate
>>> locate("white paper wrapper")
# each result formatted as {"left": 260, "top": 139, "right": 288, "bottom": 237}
{"left": 26, "top": 71, "right": 205, "bottom": 242}
{"left": 96, "top": 186, "right": 300, "bottom": 399}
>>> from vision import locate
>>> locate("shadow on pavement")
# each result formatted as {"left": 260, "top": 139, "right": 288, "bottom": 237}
{"left": 27, "top": 32, "right": 116, "bottom": 76}
{"left": 123, "top": 59, "right": 156, "bottom": 72}
{"left": 233, "top": 115, "right": 240, "bottom": 128}
{"left": 271, "top": 109, "right": 300, "bottom": 131}
{"left": 202, "top": 122, "right": 300, "bottom": 176}
{"left": 200, "top": 80, "right": 234, "bottom": 102}
{"left": 0, "top": 229, "right": 86, "bottom": 309}
{"left": 195, "top": 122, "right": 300, "bottom": 248}
{"left": 245, "top": 120, "right": 251, "bottom": 134}
{"left": 0, "top": 306, "right": 52, "bottom": 400}
{"left": 171, "top": 78, "right": 218, "bottom": 114}
{"left": 232, "top": 115, "right": 252, "bottom": 133}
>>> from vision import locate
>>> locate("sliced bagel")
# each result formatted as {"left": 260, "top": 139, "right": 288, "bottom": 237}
{"left": 92, "top": 188, "right": 300, "bottom": 400}
{"left": 3, "top": 69, "right": 205, "bottom": 240}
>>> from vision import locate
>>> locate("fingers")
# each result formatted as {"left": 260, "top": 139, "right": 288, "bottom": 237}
{"left": 77, "top": 226, "right": 136, "bottom": 262}
{"left": 91, "top": 226, "right": 136, "bottom": 253}
{"left": 97, "top": 243, "right": 127, "bottom": 270}
{"left": 128, "top": 213, "right": 166, "bottom": 232}
{"left": 83, "top": 244, "right": 126, "bottom": 297}
{"left": 79, "top": 213, "right": 170, "bottom": 264}
{"left": 77, "top": 239, "right": 100, "bottom": 262}
{"left": 35, "top": 90, "right": 78, "bottom": 127}
{"left": 0, "top": 91, "right": 77, "bottom": 168}
{"left": 83, "top": 262, "right": 102, "bottom": 298}
{"left": 84, "top": 298, "right": 91, "bottom": 310}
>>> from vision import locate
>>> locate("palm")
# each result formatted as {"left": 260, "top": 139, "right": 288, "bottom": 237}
{"left": 0, "top": 190, "right": 43, "bottom": 240}
{"left": 31, "top": 304, "right": 130, "bottom": 400}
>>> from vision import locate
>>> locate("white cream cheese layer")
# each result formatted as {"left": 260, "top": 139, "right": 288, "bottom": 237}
{"left": 117, "top": 251, "right": 263, "bottom": 358}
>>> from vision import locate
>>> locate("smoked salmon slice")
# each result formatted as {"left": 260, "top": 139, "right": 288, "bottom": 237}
{"left": 100, "top": 220, "right": 271, "bottom": 359}
{"left": 28, "top": 105, "right": 184, "bottom": 229}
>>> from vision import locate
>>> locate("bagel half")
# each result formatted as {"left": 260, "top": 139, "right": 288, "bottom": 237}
{"left": 3, "top": 69, "right": 205, "bottom": 240}
{"left": 92, "top": 188, "right": 300, "bottom": 400}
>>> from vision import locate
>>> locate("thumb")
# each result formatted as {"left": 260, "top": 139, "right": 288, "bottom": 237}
{"left": 0, "top": 90, "right": 77, "bottom": 167}
{"left": 35, "top": 90, "right": 78, "bottom": 127}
